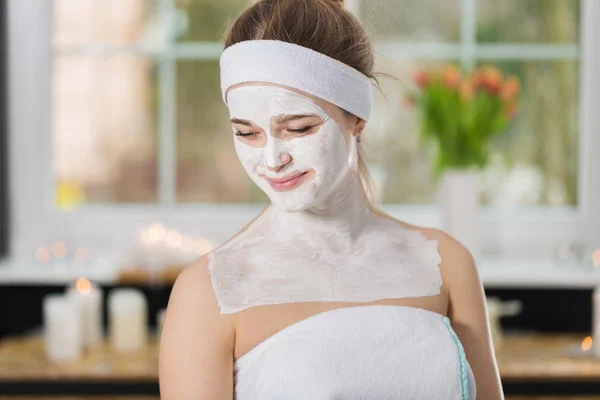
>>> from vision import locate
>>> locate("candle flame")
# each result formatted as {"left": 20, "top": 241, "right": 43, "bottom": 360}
{"left": 582, "top": 336, "right": 592, "bottom": 351}
{"left": 76, "top": 278, "right": 92, "bottom": 294}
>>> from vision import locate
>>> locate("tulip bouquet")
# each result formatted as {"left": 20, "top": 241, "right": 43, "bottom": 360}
{"left": 407, "top": 64, "right": 520, "bottom": 176}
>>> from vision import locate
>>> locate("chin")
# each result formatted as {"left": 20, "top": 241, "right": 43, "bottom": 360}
{"left": 261, "top": 184, "right": 319, "bottom": 213}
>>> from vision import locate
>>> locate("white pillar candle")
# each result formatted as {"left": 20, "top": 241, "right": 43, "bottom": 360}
{"left": 593, "top": 286, "right": 600, "bottom": 357}
{"left": 43, "top": 294, "right": 82, "bottom": 362}
{"left": 108, "top": 288, "right": 148, "bottom": 352}
{"left": 66, "top": 278, "right": 103, "bottom": 349}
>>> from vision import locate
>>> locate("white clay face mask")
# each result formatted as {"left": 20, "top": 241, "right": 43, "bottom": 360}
{"left": 227, "top": 85, "right": 355, "bottom": 212}
{"left": 208, "top": 84, "right": 444, "bottom": 315}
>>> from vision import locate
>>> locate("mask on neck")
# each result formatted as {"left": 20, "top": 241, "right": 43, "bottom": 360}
{"left": 227, "top": 85, "right": 358, "bottom": 212}
{"left": 210, "top": 85, "right": 443, "bottom": 315}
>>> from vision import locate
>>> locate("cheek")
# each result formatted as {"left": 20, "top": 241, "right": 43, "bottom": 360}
{"left": 234, "top": 141, "right": 264, "bottom": 173}
{"left": 289, "top": 129, "right": 331, "bottom": 167}
{"left": 295, "top": 124, "right": 348, "bottom": 173}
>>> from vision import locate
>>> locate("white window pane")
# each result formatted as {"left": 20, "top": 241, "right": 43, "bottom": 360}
{"left": 53, "top": 55, "right": 159, "bottom": 207}
{"left": 53, "top": 0, "right": 158, "bottom": 47}
{"left": 480, "top": 60, "right": 579, "bottom": 206}
{"left": 369, "top": 58, "right": 579, "bottom": 206}
{"left": 477, "top": 0, "right": 580, "bottom": 43}
{"left": 365, "top": 59, "right": 448, "bottom": 204}
{"left": 361, "top": 0, "right": 460, "bottom": 42}
{"left": 53, "top": 1, "right": 160, "bottom": 208}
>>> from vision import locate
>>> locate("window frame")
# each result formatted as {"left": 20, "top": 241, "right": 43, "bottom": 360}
{"left": 6, "top": 0, "right": 600, "bottom": 262}
{"left": 0, "top": 0, "right": 8, "bottom": 258}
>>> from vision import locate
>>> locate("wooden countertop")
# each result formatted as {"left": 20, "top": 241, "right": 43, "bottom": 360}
{"left": 0, "top": 337, "right": 158, "bottom": 381}
{"left": 0, "top": 334, "right": 598, "bottom": 381}
{"left": 496, "top": 334, "right": 599, "bottom": 380}
{"left": 117, "top": 266, "right": 183, "bottom": 285}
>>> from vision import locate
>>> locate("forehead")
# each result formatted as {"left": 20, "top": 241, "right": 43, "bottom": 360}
{"left": 226, "top": 85, "right": 327, "bottom": 120}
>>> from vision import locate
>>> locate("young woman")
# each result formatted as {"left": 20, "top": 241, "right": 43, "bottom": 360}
{"left": 159, "top": 0, "right": 503, "bottom": 398}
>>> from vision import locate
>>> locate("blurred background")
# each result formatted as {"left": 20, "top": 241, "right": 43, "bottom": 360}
{"left": 1, "top": 0, "right": 600, "bottom": 398}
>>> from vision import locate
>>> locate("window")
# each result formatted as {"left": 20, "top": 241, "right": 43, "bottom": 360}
{"left": 8, "top": 0, "right": 600, "bottom": 261}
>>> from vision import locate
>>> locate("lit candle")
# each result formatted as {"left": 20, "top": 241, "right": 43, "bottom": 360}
{"left": 66, "top": 278, "right": 103, "bottom": 350}
{"left": 108, "top": 288, "right": 148, "bottom": 352}
{"left": 593, "top": 285, "right": 600, "bottom": 357}
{"left": 43, "top": 294, "right": 82, "bottom": 362}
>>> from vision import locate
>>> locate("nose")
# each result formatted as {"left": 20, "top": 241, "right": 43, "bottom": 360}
{"left": 264, "top": 137, "right": 292, "bottom": 172}
{"left": 266, "top": 152, "right": 292, "bottom": 172}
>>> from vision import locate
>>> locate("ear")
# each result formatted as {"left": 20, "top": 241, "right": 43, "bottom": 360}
{"left": 352, "top": 118, "right": 366, "bottom": 138}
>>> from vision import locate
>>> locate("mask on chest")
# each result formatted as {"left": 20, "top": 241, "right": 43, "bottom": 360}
{"left": 211, "top": 40, "right": 443, "bottom": 314}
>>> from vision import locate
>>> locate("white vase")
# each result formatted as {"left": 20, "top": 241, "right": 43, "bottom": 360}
{"left": 438, "top": 169, "right": 480, "bottom": 259}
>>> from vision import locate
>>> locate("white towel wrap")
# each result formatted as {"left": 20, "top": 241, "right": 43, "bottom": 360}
{"left": 220, "top": 40, "right": 373, "bottom": 122}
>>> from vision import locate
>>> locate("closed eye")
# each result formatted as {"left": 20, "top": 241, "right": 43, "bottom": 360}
{"left": 235, "top": 131, "right": 258, "bottom": 137}
{"left": 288, "top": 126, "right": 313, "bottom": 134}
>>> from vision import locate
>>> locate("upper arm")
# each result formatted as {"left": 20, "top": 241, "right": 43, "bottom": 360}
{"left": 159, "top": 257, "right": 235, "bottom": 400}
{"left": 429, "top": 229, "right": 504, "bottom": 400}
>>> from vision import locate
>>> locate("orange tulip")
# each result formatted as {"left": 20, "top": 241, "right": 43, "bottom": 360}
{"left": 460, "top": 78, "right": 474, "bottom": 101}
{"left": 442, "top": 65, "right": 461, "bottom": 89}
{"left": 501, "top": 76, "right": 521, "bottom": 101}
{"left": 472, "top": 69, "right": 484, "bottom": 89}
{"left": 414, "top": 69, "right": 429, "bottom": 88}
{"left": 481, "top": 65, "right": 503, "bottom": 93}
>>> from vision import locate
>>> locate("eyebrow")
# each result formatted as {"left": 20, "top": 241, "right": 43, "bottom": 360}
{"left": 230, "top": 114, "right": 319, "bottom": 126}
{"left": 230, "top": 118, "right": 253, "bottom": 126}
{"left": 274, "top": 114, "right": 319, "bottom": 124}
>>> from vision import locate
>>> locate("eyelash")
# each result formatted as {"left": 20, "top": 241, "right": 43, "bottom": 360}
{"left": 234, "top": 125, "right": 314, "bottom": 138}
{"left": 235, "top": 132, "right": 256, "bottom": 137}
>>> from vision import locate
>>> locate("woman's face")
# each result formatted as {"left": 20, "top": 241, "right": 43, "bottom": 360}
{"left": 226, "top": 83, "right": 364, "bottom": 212}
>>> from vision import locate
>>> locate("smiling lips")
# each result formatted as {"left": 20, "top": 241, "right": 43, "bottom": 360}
{"left": 265, "top": 171, "right": 311, "bottom": 191}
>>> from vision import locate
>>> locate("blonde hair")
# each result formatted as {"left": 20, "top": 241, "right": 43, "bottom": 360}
{"left": 224, "top": 0, "right": 379, "bottom": 202}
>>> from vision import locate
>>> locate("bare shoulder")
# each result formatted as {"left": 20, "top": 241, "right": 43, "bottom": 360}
{"left": 418, "top": 227, "right": 476, "bottom": 271}
{"left": 168, "top": 255, "right": 228, "bottom": 322}
{"left": 163, "top": 255, "right": 235, "bottom": 348}
{"left": 172, "top": 255, "right": 213, "bottom": 295}
{"left": 159, "top": 256, "right": 235, "bottom": 399}
{"left": 374, "top": 208, "right": 479, "bottom": 294}
{"left": 409, "top": 225, "right": 480, "bottom": 292}
{"left": 400, "top": 227, "right": 501, "bottom": 397}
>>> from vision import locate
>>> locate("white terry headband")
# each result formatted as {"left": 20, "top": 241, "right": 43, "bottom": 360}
{"left": 220, "top": 40, "right": 373, "bottom": 122}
